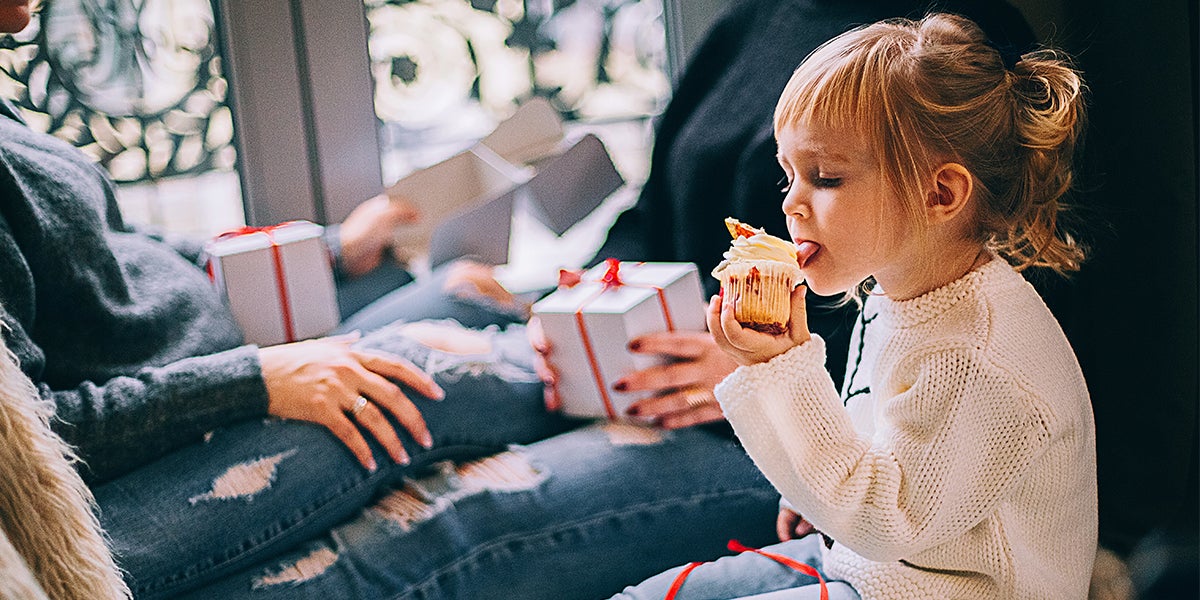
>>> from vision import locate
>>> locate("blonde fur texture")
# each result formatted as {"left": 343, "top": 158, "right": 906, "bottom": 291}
{"left": 0, "top": 332, "right": 130, "bottom": 600}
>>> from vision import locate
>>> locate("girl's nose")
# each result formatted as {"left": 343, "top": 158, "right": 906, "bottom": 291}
{"left": 781, "top": 189, "right": 809, "bottom": 220}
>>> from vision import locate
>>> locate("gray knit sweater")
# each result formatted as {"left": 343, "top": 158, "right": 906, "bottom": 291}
{"left": 0, "top": 100, "right": 269, "bottom": 483}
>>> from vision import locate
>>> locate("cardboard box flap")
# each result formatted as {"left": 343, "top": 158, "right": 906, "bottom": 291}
{"left": 523, "top": 133, "right": 624, "bottom": 235}
{"left": 428, "top": 188, "right": 516, "bottom": 268}
{"left": 479, "top": 97, "right": 565, "bottom": 166}
{"left": 388, "top": 147, "right": 524, "bottom": 259}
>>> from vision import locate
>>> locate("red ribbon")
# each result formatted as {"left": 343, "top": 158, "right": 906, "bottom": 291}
{"left": 566, "top": 260, "right": 676, "bottom": 420}
{"left": 664, "top": 539, "right": 829, "bottom": 600}
{"left": 209, "top": 222, "right": 302, "bottom": 343}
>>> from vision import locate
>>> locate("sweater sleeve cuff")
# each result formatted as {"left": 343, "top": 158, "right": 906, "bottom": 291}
{"left": 323, "top": 224, "right": 347, "bottom": 277}
{"left": 715, "top": 335, "right": 828, "bottom": 415}
{"left": 157, "top": 344, "right": 269, "bottom": 426}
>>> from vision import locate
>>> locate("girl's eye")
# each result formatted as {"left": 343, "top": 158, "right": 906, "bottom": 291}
{"left": 812, "top": 175, "right": 842, "bottom": 188}
{"left": 778, "top": 175, "right": 792, "bottom": 194}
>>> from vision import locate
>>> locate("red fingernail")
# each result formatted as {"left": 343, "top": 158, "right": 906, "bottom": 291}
{"left": 626, "top": 405, "right": 640, "bottom": 416}
{"left": 627, "top": 340, "right": 642, "bottom": 351}
{"left": 613, "top": 381, "right": 628, "bottom": 392}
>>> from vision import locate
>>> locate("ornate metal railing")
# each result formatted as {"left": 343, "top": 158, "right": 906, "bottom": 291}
{"left": 366, "top": 0, "right": 669, "bottom": 142}
{"left": 0, "top": 0, "right": 234, "bottom": 184}
{"left": 0, "top": 0, "right": 668, "bottom": 187}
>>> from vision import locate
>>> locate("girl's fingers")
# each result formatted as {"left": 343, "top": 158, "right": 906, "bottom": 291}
{"left": 789, "top": 284, "right": 812, "bottom": 345}
{"left": 347, "top": 397, "right": 409, "bottom": 464}
{"left": 615, "top": 359, "right": 707, "bottom": 394}
{"left": 719, "top": 293, "right": 760, "bottom": 352}
{"left": 354, "top": 368, "right": 434, "bottom": 449}
{"left": 795, "top": 518, "right": 817, "bottom": 538}
{"left": 777, "top": 509, "right": 801, "bottom": 542}
{"left": 543, "top": 380, "right": 562, "bottom": 412}
{"left": 706, "top": 295, "right": 734, "bottom": 352}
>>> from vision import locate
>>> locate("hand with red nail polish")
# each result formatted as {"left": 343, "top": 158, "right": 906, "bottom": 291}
{"left": 619, "top": 330, "right": 738, "bottom": 430}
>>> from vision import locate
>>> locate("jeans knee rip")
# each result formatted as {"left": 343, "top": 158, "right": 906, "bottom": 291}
{"left": 188, "top": 449, "right": 298, "bottom": 505}
{"left": 371, "top": 450, "right": 544, "bottom": 531}
{"left": 368, "top": 321, "right": 539, "bottom": 385}
{"left": 252, "top": 546, "right": 338, "bottom": 589}
{"left": 593, "top": 421, "right": 668, "bottom": 446}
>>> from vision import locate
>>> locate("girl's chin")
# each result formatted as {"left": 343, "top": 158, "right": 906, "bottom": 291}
{"left": 801, "top": 275, "right": 854, "bottom": 298}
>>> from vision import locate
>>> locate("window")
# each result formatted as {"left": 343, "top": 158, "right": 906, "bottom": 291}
{"left": 365, "top": 0, "right": 669, "bottom": 182}
{"left": 2, "top": 0, "right": 686, "bottom": 263}
{"left": 0, "top": 0, "right": 244, "bottom": 237}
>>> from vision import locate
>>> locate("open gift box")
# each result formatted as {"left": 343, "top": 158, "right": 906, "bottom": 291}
{"left": 532, "top": 260, "right": 707, "bottom": 419}
{"left": 204, "top": 221, "right": 340, "bottom": 347}
{"left": 388, "top": 98, "right": 625, "bottom": 269}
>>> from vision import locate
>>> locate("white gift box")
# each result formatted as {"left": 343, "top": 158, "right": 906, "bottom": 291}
{"left": 205, "top": 221, "right": 340, "bottom": 346}
{"left": 532, "top": 260, "right": 707, "bottom": 419}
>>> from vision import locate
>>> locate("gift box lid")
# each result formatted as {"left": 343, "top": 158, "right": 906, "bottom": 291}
{"left": 532, "top": 261, "right": 703, "bottom": 316}
{"left": 205, "top": 221, "right": 325, "bottom": 256}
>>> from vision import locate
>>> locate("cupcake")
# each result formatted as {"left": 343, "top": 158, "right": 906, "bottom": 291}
{"left": 711, "top": 218, "right": 804, "bottom": 335}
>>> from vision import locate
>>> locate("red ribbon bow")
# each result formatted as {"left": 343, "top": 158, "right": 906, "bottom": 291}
{"left": 565, "top": 259, "right": 676, "bottom": 420}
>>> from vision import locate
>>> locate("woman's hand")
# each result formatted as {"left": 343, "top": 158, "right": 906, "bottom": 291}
{"left": 526, "top": 317, "right": 561, "bottom": 412}
{"left": 258, "top": 336, "right": 444, "bottom": 471}
{"left": 338, "top": 193, "right": 420, "bottom": 277}
{"left": 614, "top": 330, "right": 739, "bottom": 429}
{"left": 777, "top": 507, "right": 818, "bottom": 542}
{"left": 707, "top": 285, "right": 811, "bottom": 366}
{"left": 443, "top": 260, "right": 529, "bottom": 315}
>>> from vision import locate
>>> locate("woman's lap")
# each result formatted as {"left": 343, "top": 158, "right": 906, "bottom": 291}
{"left": 98, "top": 275, "right": 782, "bottom": 599}
{"left": 97, "top": 323, "right": 572, "bottom": 598}
{"left": 180, "top": 424, "right": 779, "bottom": 599}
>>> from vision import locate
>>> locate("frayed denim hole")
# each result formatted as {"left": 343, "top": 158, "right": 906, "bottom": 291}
{"left": 251, "top": 545, "right": 338, "bottom": 589}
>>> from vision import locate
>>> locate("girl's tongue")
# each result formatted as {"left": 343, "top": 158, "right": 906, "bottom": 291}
{"left": 796, "top": 241, "right": 820, "bottom": 269}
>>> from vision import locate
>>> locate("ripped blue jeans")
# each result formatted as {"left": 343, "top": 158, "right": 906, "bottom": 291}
{"left": 95, "top": 321, "right": 779, "bottom": 599}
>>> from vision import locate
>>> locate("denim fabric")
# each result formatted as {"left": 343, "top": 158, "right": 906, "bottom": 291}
{"left": 180, "top": 424, "right": 779, "bottom": 599}
{"left": 610, "top": 536, "right": 860, "bottom": 600}
{"left": 98, "top": 272, "right": 782, "bottom": 599}
{"left": 334, "top": 254, "right": 415, "bottom": 321}
{"left": 95, "top": 325, "right": 574, "bottom": 598}
{"left": 335, "top": 263, "right": 535, "bottom": 334}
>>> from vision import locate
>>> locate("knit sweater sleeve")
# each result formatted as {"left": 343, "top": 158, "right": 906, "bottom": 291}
{"left": 717, "top": 335, "right": 1052, "bottom": 561}
{"left": 0, "top": 126, "right": 271, "bottom": 483}
{"left": 0, "top": 297, "right": 267, "bottom": 483}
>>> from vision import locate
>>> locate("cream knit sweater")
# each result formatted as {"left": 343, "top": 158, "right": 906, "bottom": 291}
{"left": 716, "top": 257, "right": 1097, "bottom": 599}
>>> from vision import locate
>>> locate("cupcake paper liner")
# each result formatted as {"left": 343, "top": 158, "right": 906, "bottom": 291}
{"left": 718, "top": 261, "right": 800, "bottom": 334}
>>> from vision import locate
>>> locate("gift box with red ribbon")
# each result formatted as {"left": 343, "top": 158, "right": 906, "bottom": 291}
{"left": 205, "top": 221, "right": 340, "bottom": 346}
{"left": 532, "top": 259, "right": 707, "bottom": 419}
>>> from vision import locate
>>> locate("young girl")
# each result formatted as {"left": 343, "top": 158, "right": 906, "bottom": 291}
{"left": 611, "top": 12, "right": 1096, "bottom": 600}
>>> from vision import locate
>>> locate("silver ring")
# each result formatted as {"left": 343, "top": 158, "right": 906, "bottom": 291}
{"left": 350, "top": 395, "right": 369, "bottom": 417}
{"left": 681, "top": 386, "right": 717, "bottom": 409}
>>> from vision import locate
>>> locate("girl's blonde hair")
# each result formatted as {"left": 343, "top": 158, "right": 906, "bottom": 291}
{"left": 775, "top": 12, "right": 1086, "bottom": 274}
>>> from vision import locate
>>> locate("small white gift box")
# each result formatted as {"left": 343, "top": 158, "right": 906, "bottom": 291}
{"left": 532, "top": 260, "right": 707, "bottom": 419}
{"left": 205, "top": 221, "right": 340, "bottom": 346}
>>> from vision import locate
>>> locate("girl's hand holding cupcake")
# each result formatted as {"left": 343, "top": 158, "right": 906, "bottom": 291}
{"left": 707, "top": 283, "right": 810, "bottom": 366}
{"left": 708, "top": 218, "right": 812, "bottom": 365}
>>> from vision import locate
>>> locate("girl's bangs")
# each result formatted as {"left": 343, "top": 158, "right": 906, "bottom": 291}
{"left": 777, "top": 37, "right": 883, "bottom": 141}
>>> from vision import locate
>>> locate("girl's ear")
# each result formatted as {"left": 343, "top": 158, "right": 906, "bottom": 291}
{"left": 925, "top": 163, "right": 974, "bottom": 224}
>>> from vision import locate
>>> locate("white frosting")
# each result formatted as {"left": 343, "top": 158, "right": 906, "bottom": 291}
{"left": 712, "top": 232, "right": 801, "bottom": 277}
